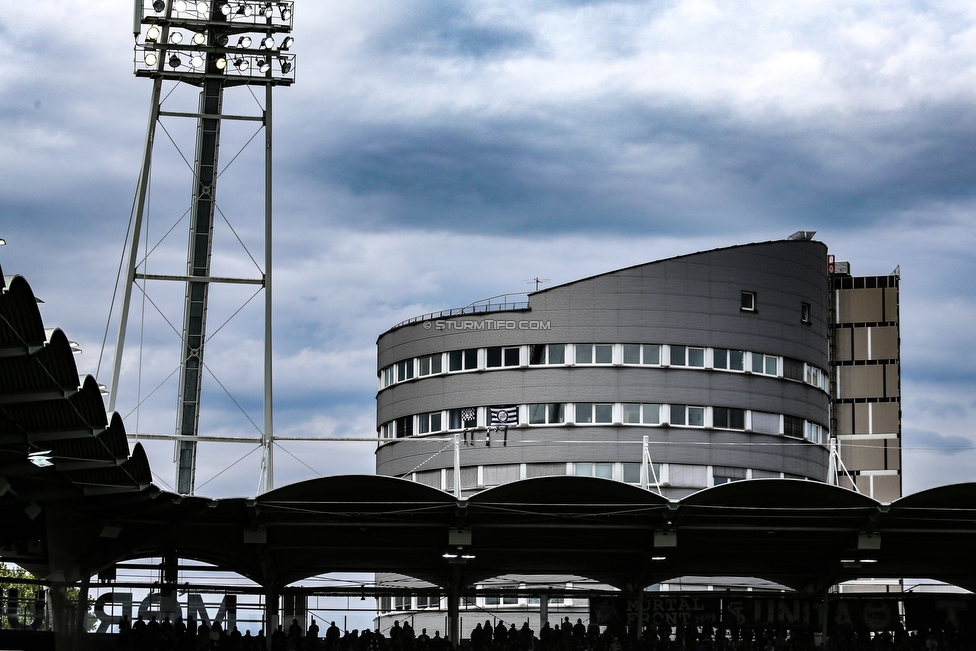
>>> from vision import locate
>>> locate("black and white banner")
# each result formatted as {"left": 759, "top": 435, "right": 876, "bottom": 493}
{"left": 490, "top": 406, "right": 518, "bottom": 426}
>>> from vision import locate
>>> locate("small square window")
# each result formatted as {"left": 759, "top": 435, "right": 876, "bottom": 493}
{"left": 548, "top": 344, "right": 565, "bottom": 364}
{"left": 642, "top": 404, "right": 660, "bottom": 425}
{"left": 594, "top": 345, "right": 613, "bottom": 364}
{"left": 575, "top": 462, "right": 593, "bottom": 477}
{"left": 688, "top": 347, "right": 705, "bottom": 367}
{"left": 595, "top": 463, "right": 613, "bottom": 479}
{"left": 529, "top": 404, "right": 546, "bottom": 424}
{"left": 643, "top": 344, "right": 661, "bottom": 365}
{"left": 622, "top": 403, "right": 641, "bottom": 424}
{"left": 741, "top": 291, "right": 756, "bottom": 312}
{"left": 688, "top": 407, "right": 704, "bottom": 427}
{"left": 504, "top": 347, "right": 520, "bottom": 366}
{"left": 729, "top": 350, "right": 745, "bottom": 371}
{"left": 623, "top": 344, "right": 641, "bottom": 364}
{"left": 575, "top": 344, "right": 593, "bottom": 364}
{"left": 487, "top": 346, "right": 503, "bottom": 368}
{"left": 594, "top": 404, "right": 613, "bottom": 423}
{"left": 765, "top": 356, "right": 778, "bottom": 376}
{"left": 670, "top": 345, "right": 686, "bottom": 366}
{"left": 529, "top": 345, "right": 546, "bottom": 365}
{"left": 714, "top": 349, "right": 728, "bottom": 369}
{"left": 548, "top": 403, "right": 565, "bottom": 424}
{"left": 670, "top": 404, "right": 686, "bottom": 426}
{"left": 575, "top": 403, "right": 594, "bottom": 424}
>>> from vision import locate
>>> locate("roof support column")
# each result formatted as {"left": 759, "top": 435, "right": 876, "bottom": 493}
{"left": 265, "top": 588, "right": 279, "bottom": 651}
{"left": 447, "top": 566, "right": 461, "bottom": 646}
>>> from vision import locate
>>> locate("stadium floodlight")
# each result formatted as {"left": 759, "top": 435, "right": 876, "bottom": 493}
{"left": 237, "top": 35, "right": 251, "bottom": 48}
{"left": 219, "top": 3, "right": 231, "bottom": 15}
{"left": 174, "top": 0, "right": 188, "bottom": 11}
{"left": 191, "top": 55, "right": 204, "bottom": 68}
{"left": 170, "top": 31, "right": 184, "bottom": 44}
{"left": 257, "top": 58, "right": 270, "bottom": 73}
{"left": 216, "top": 34, "right": 229, "bottom": 46}
{"left": 260, "top": 36, "right": 274, "bottom": 49}
{"left": 278, "top": 57, "right": 291, "bottom": 74}
{"left": 196, "top": 1, "right": 209, "bottom": 12}
{"left": 236, "top": 2, "right": 252, "bottom": 16}
{"left": 153, "top": 0, "right": 166, "bottom": 12}
{"left": 261, "top": 3, "right": 273, "bottom": 17}
{"left": 146, "top": 25, "right": 161, "bottom": 41}
{"left": 279, "top": 3, "right": 291, "bottom": 20}
{"left": 234, "top": 57, "right": 249, "bottom": 71}
{"left": 192, "top": 32, "right": 206, "bottom": 45}
{"left": 145, "top": 52, "right": 158, "bottom": 66}
{"left": 280, "top": 36, "right": 294, "bottom": 49}
{"left": 216, "top": 57, "right": 227, "bottom": 69}
{"left": 169, "top": 54, "right": 181, "bottom": 68}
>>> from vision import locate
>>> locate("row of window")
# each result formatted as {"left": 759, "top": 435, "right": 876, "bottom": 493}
{"left": 379, "top": 587, "right": 576, "bottom": 613}
{"left": 411, "top": 461, "right": 803, "bottom": 493}
{"left": 380, "top": 344, "right": 828, "bottom": 392}
{"left": 379, "top": 404, "right": 825, "bottom": 443}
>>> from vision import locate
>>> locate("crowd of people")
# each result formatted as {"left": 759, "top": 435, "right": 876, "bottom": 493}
{"left": 102, "top": 612, "right": 976, "bottom": 651}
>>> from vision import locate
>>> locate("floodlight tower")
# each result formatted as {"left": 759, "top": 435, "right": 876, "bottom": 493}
{"left": 110, "top": 0, "right": 295, "bottom": 494}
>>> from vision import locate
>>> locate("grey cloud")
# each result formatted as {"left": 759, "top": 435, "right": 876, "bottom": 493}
{"left": 904, "top": 428, "right": 975, "bottom": 456}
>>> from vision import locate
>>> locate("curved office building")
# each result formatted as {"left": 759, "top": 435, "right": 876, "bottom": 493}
{"left": 376, "top": 239, "right": 831, "bottom": 498}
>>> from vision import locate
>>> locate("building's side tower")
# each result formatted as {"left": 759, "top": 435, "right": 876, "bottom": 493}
{"left": 828, "top": 261, "right": 902, "bottom": 501}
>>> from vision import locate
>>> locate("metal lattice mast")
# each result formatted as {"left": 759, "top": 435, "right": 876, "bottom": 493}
{"left": 111, "top": 0, "right": 295, "bottom": 495}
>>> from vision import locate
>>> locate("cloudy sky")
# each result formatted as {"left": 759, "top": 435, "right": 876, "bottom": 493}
{"left": 2, "top": 0, "right": 976, "bottom": 501}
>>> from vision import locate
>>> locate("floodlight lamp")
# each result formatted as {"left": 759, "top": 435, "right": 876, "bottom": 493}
{"left": 153, "top": 0, "right": 166, "bottom": 12}
{"left": 257, "top": 58, "right": 270, "bottom": 73}
{"left": 174, "top": 0, "right": 188, "bottom": 11}
{"left": 262, "top": 3, "right": 273, "bottom": 17}
{"left": 237, "top": 35, "right": 251, "bottom": 48}
{"left": 170, "top": 31, "right": 184, "bottom": 44}
{"left": 169, "top": 54, "right": 181, "bottom": 68}
{"left": 236, "top": 3, "right": 252, "bottom": 16}
{"left": 278, "top": 57, "right": 292, "bottom": 74}
{"left": 144, "top": 52, "right": 159, "bottom": 65}
{"left": 146, "top": 25, "right": 161, "bottom": 41}
{"left": 260, "top": 36, "right": 274, "bottom": 49}
{"left": 234, "top": 57, "right": 249, "bottom": 70}
{"left": 196, "top": 1, "right": 209, "bottom": 12}
{"left": 219, "top": 3, "right": 231, "bottom": 15}
{"left": 280, "top": 35, "right": 294, "bottom": 49}
{"left": 192, "top": 32, "right": 206, "bottom": 45}
{"left": 278, "top": 3, "right": 291, "bottom": 20}
{"left": 217, "top": 34, "right": 229, "bottom": 46}
{"left": 191, "top": 55, "right": 204, "bottom": 68}
{"left": 216, "top": 56, "right": 227, "bottom": 69}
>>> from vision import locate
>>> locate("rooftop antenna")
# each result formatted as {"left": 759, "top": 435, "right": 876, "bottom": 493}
{"left": 523, "top": 277, "right": 550, "bottom": 291}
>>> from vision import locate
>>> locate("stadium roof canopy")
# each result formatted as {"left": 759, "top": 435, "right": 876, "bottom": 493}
{"left": 2, "top": 263, "right": 976, "bottom": 596}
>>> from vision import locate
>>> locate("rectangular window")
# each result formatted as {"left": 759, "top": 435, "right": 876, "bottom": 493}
{"left": 752, "top": 352, "right": 764, "bottom": 373}
{"left": 751, "top": 411, "right": 780, "bottom": 434}
{"left": 713, "top": 407, "right": 745, "bottom": 430}
{"left": 397, "top": 360, "right": 414, "bottom": 381}
{"left": 529, "top": 403, "right": 546, "bottom": 424}
{"left": 504, "top": 347, "right": 520, "bottom": 366}
{"left": 623, "top": 344, "right": 641, "bottom": 364}
{"left": 575, "top": 462, "right": 593, "bottom": 476}
{"left": 502, "top": 591, "right": 518, "bottom": 605}
{"left": 594, "top": 404, "right": 613, "bottom": 423}
{"left": 729, "top": 350, "right": 744, "bottom": 370}
{"left": 395, "top": 416, "right": 413, "bottom": 438}
{"left": 801, "top": 302, "right": 811, "bottom": 323}
{"left": 783, "top": 357, "right": 804, "bottom": 381}
{"left": 784, "top": 415, "right": 804, "bottom": 438}
{"left": 714, "top": 348, "right": 727, "bottom": 369}
{"left": 642, "top": 404, "right": 661, "bottom": 424}
{"left": 806, "top": 422, "right": 823, "bottom": 444}
{"left": 688, "top": 347, "right": 705, "bottom": 367}
{"left": 594, "top": 344, "right": 613, "bottom": 364}
{"left": 487, "top": 346, "right": 503, "bottom": 368}
{"left": 529, "top": 344, "right": 546, "bottom": 365}
{"left": 595, "top": 463, "right": 613, "bottom": 478}
{"left": 765, "top": 355, "right": 778, "bottom": 376}
{"left": 417, "top": 595, "right": 430, "bottom": 609}
{"left": 622, "top": 403, "right": 641, "bottom": 424}
{"left": 450, "top": 348, "right": 478, "bottom": 370}
{"left": 670, "top": 405, "right": 703, "bottom": 427}
{"left": 623, "top": 462, "right": 662, "bottom": 484}
{"left": 419, "top": 354, "right": 442, "bottom": 376}
{"left": 741, "top": 291, "right": 756, "bottom": 312}
{"left": 383, "top": 366, "right": 395, "bottom": 387}
{"left": 670, "top": 464, "right": 707, "bottom": 488}
{"left": 548, "top": 403, "right": 565, "bottom": 424}
{"left": 449, "top": 407, "right": 477, "bottom": 429}
{"left": 575, "top": 403, "right": 593, "bottom": 424}
{"left": 643, "top": 344, "right": 661, "bottom": 365}
{"left": 670, "top": 404, "right": 686, "bottom": 426}
{"left": 575, "top": 344, "right": 593, "bottom": 364}
{"left": 548, "top": 344, "right": 565, "bottom": 364}
{"left": 670, "top": 345, "right": 686, "bottom": 366}
{"left": 713, "top": 466, "right": 746, "bottom": 485}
